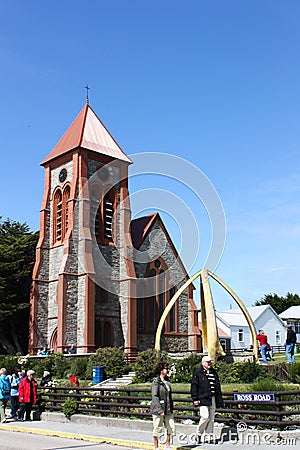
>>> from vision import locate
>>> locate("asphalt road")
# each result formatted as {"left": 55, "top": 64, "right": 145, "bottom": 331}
{"left": 0, "top": 429, "right": 298, "bottom": 450}
{"left": 0, "top": 430, "right": 145, "bottom": 450}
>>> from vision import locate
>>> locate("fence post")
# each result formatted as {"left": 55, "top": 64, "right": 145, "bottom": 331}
{"left": 275, "top": 392, "right": 282, "bottom": 429}
{"left": 232, "top": 392, "right": 240, "bottom": 423}
{"left": 53, "top": 387, "right": 57, "bottom": 409}
{"left": 126, "top": 390, "right": 131, "bottom": 412}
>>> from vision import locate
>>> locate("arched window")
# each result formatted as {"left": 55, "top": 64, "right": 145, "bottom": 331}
{"left": 140, "top": 259, "right": 178, "bottom": 333}
{"left": 94, "top": 319, "right": 114, "bottom": 348}
{"left": 141, "top": 259, "right": 169, "bottom": 332}
{"left": 53, "top": 189, "right": 62, "bottom": 243}
{"left": 49, "top": 328, "right": 57, "bottom": 353}
{"left": 62, "top": 185, "right": 70, "bottom": 240}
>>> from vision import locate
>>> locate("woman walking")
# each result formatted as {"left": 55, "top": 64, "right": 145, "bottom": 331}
{"left": 150, "top": 361, "right": 175, "bottom": 450}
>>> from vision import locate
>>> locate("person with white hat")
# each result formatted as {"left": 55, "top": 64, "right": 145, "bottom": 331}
{"left": 190, "top": 356, "right": 224, "bottom": 444}
{"left": 18, "top": 370, "right": 38, "bottom": 421}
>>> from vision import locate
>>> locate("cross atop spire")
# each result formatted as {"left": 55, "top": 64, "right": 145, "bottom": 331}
{"left": 85, "top": 84, "right": 90, "bottom": 104}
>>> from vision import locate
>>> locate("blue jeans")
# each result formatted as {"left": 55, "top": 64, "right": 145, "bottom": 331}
{"left": 285, "top": 343, "right": 295, "bottom": 363}
{"left": 260, "top": 344, "right": 268, "bottom": 364}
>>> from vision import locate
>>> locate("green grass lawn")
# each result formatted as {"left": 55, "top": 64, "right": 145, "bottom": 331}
{"left": 130, "top": 382, "right": 259, "bottom": 392}
{"left": 265, "top": 352, "right": 300, "bottom": 364}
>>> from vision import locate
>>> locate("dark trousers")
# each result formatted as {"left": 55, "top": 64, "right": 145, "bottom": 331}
{"left": 10, "top": 395, "right": 19, "bottom": 419}
{"left": 19, "top": 402, "right": 33, "bottom": 421}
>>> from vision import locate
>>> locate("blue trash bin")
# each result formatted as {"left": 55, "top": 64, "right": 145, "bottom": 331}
{"left": 92, "top": 366, "right": 104, "bottom": 383}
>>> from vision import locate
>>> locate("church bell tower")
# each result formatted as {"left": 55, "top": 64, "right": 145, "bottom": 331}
{"left": 29, "top": 103, "right": 137, "bottom": 355}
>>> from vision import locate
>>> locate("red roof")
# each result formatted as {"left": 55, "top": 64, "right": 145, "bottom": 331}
{"left": 130, "top": 214, "right": 158, "bottom": 249}
{"left": 41, "top": 104, "right": 132, "bottom": 165}
{"left": 198, "top": 322, "right": 230, "bottom": 338}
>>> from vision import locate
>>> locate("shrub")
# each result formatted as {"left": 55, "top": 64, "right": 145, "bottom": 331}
{"left": 0, "top": 355, "right": 20, "bottom": 373}
{"left": 39, "top": 353, "right": 70, "bottom": 379}
{"left": 86, "top": 347, "right": 129, "bottom": 379}
{"left": 63, "top": 397, "right": 78, "bottom": 418}
{"left": 287, "top": 362, "right": 300, "bottom": 383}
{"left": 251, "top": 377, "right": 285, "bottom": 392}
{"left": 214, "top": 361, "right": 267, "bottom": 383}
{"left": 70, "top": 357, "right": 88, "bottom": 379}
{"left": 133, "top": 349, "right": 170, "bottom": 382}
{"left": 169, "top": 353, "right": 202, "bottom": 383}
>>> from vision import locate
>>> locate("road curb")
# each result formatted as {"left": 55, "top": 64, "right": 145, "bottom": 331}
{"left": 0, "top": 423, "right": 184, "bottom": 450}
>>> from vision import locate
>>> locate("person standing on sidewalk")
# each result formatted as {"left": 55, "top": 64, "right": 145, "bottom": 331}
{"left": 150, "top": 361, "right": 175, "bottom": 450}
{"left": 8, "top": 368, "right": 22, "bottom": 420}
{"left": 256, "top": 329, "right": 268, "bottom": 365}
{"left": 285, "top": 326, "right": 296, "bottom": 364}
{"left": 190, "top": 356, "right": 224, "bottom": 445}
{"left": 0, "top": 368, "right": 11, "bottom": 423}
{"left": 18, "top": 370, "right": 38, "bottom": 421}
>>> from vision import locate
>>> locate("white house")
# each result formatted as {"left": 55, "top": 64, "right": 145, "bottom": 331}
{"left": 215, "top": 305, "right": 286, "bottom": 350}
{"left": 279, "top": 306, "right": 300, "bottom": 343}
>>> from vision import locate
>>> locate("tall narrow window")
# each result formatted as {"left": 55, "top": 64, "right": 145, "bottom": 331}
{"left": 169, "top": 286, "right": 176, "bottom": 332}
{"left": 62, "top": 185, "right": 70, "bottom": 240}
{"left": 149, "top": 268, "right": 156, "bottom": 330}
{"left": 104, "top": 194, "right": 113, "bottom": 239}
{"left": 93, "top": 186, "right": 116, "bottom": 244}
{"left": 238, "top": 328, "right": 244, "bottom": 342}
{"left": 103, "top": 321, "right": 113, "bottom": 347}
{"left": 159, "top": 270, "right": 165, "bottom": 318}
{"left": 53, "top": 189, "right": 62, "bottom": 243}
{"left": 144, "top": 259, "right": 171, "bottom": 332}
{"left": 137, "top": 281, "right": 145, "bottom": 330}
{"left": 95, "top": 320, "right": 102, "bottom": 349}
{"left": 137, "top": 298, "right": 145, "bottom": 330}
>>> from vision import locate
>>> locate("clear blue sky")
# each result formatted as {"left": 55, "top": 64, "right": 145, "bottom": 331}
{"left": 1, "top": 1, "right": 299, "bottom": 308}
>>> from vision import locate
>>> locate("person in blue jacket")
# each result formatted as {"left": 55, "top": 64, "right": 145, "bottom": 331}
{"left": 9, "top": 368, "right": 22, "bottom": 420}
{"left": 0, "top": 367, "right": 11, "bottom": 423}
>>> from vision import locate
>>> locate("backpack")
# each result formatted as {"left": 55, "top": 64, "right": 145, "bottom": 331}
{"left": 1, "top": 377, "right": 11, "bottom": 397}
{"left": 9, "top": 374, "right": 19, "bottom": 388}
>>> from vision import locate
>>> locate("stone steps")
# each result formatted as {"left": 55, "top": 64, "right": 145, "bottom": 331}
{"left": 94, "top": 371, "right": 135, "bottom": 389}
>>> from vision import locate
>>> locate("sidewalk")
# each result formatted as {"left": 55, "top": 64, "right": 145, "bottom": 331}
{"left": 0, "top": 413, "right": 299, "bottom": 449}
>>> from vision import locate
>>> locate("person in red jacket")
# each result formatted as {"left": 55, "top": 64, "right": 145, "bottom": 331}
{"left": 256, "top": 329, "right": 268, "bottom": 365}
{"left": 68, "top": 373, "right": 79, "bottom": 387}
{"left": 18, "top": 370, "right": 38, "bottom": 421}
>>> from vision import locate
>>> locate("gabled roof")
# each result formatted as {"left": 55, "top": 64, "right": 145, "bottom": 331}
{"left": 130, "top": 214, "right": 158, "bottom": 250}
{"left": 41, "top": 104, "right": 132, "bottom": 165}
{"left": 130, "top": 213, "right": 194, "bottom": 286}
{"left": 216, "top": 305, "right": 285, "bottom": 327}
{"left": 279, "top": 305, "right": 300, "bottom": 320}
{"left": 198, "top": 322, "right": 230, "bottom": 338}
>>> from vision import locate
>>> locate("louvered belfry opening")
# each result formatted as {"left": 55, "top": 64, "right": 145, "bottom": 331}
{"left": 104, "top": 194, "right": 113, "bottom": 239}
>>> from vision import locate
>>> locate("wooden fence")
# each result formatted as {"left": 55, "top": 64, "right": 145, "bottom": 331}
{"left": 38, "top": 386, "right": 300, "bottom": 430}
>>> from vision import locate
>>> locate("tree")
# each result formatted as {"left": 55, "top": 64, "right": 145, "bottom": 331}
{"left": 0, "top": 218, "right": 38, "bottom": 354}
{"left": 254, "top": 292, "right": 300, "bottom": 315}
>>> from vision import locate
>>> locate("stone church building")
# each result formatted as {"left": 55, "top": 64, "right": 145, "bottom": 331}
{"left": 29, "top": 103, "right": 200, "bottom": 359}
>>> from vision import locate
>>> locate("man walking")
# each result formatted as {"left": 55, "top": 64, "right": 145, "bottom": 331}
{"left": 190, "top": 356, "right": 224, "bottom": 444}
{"left": 285, "top": 326, "right": 296, "bottom": 364}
